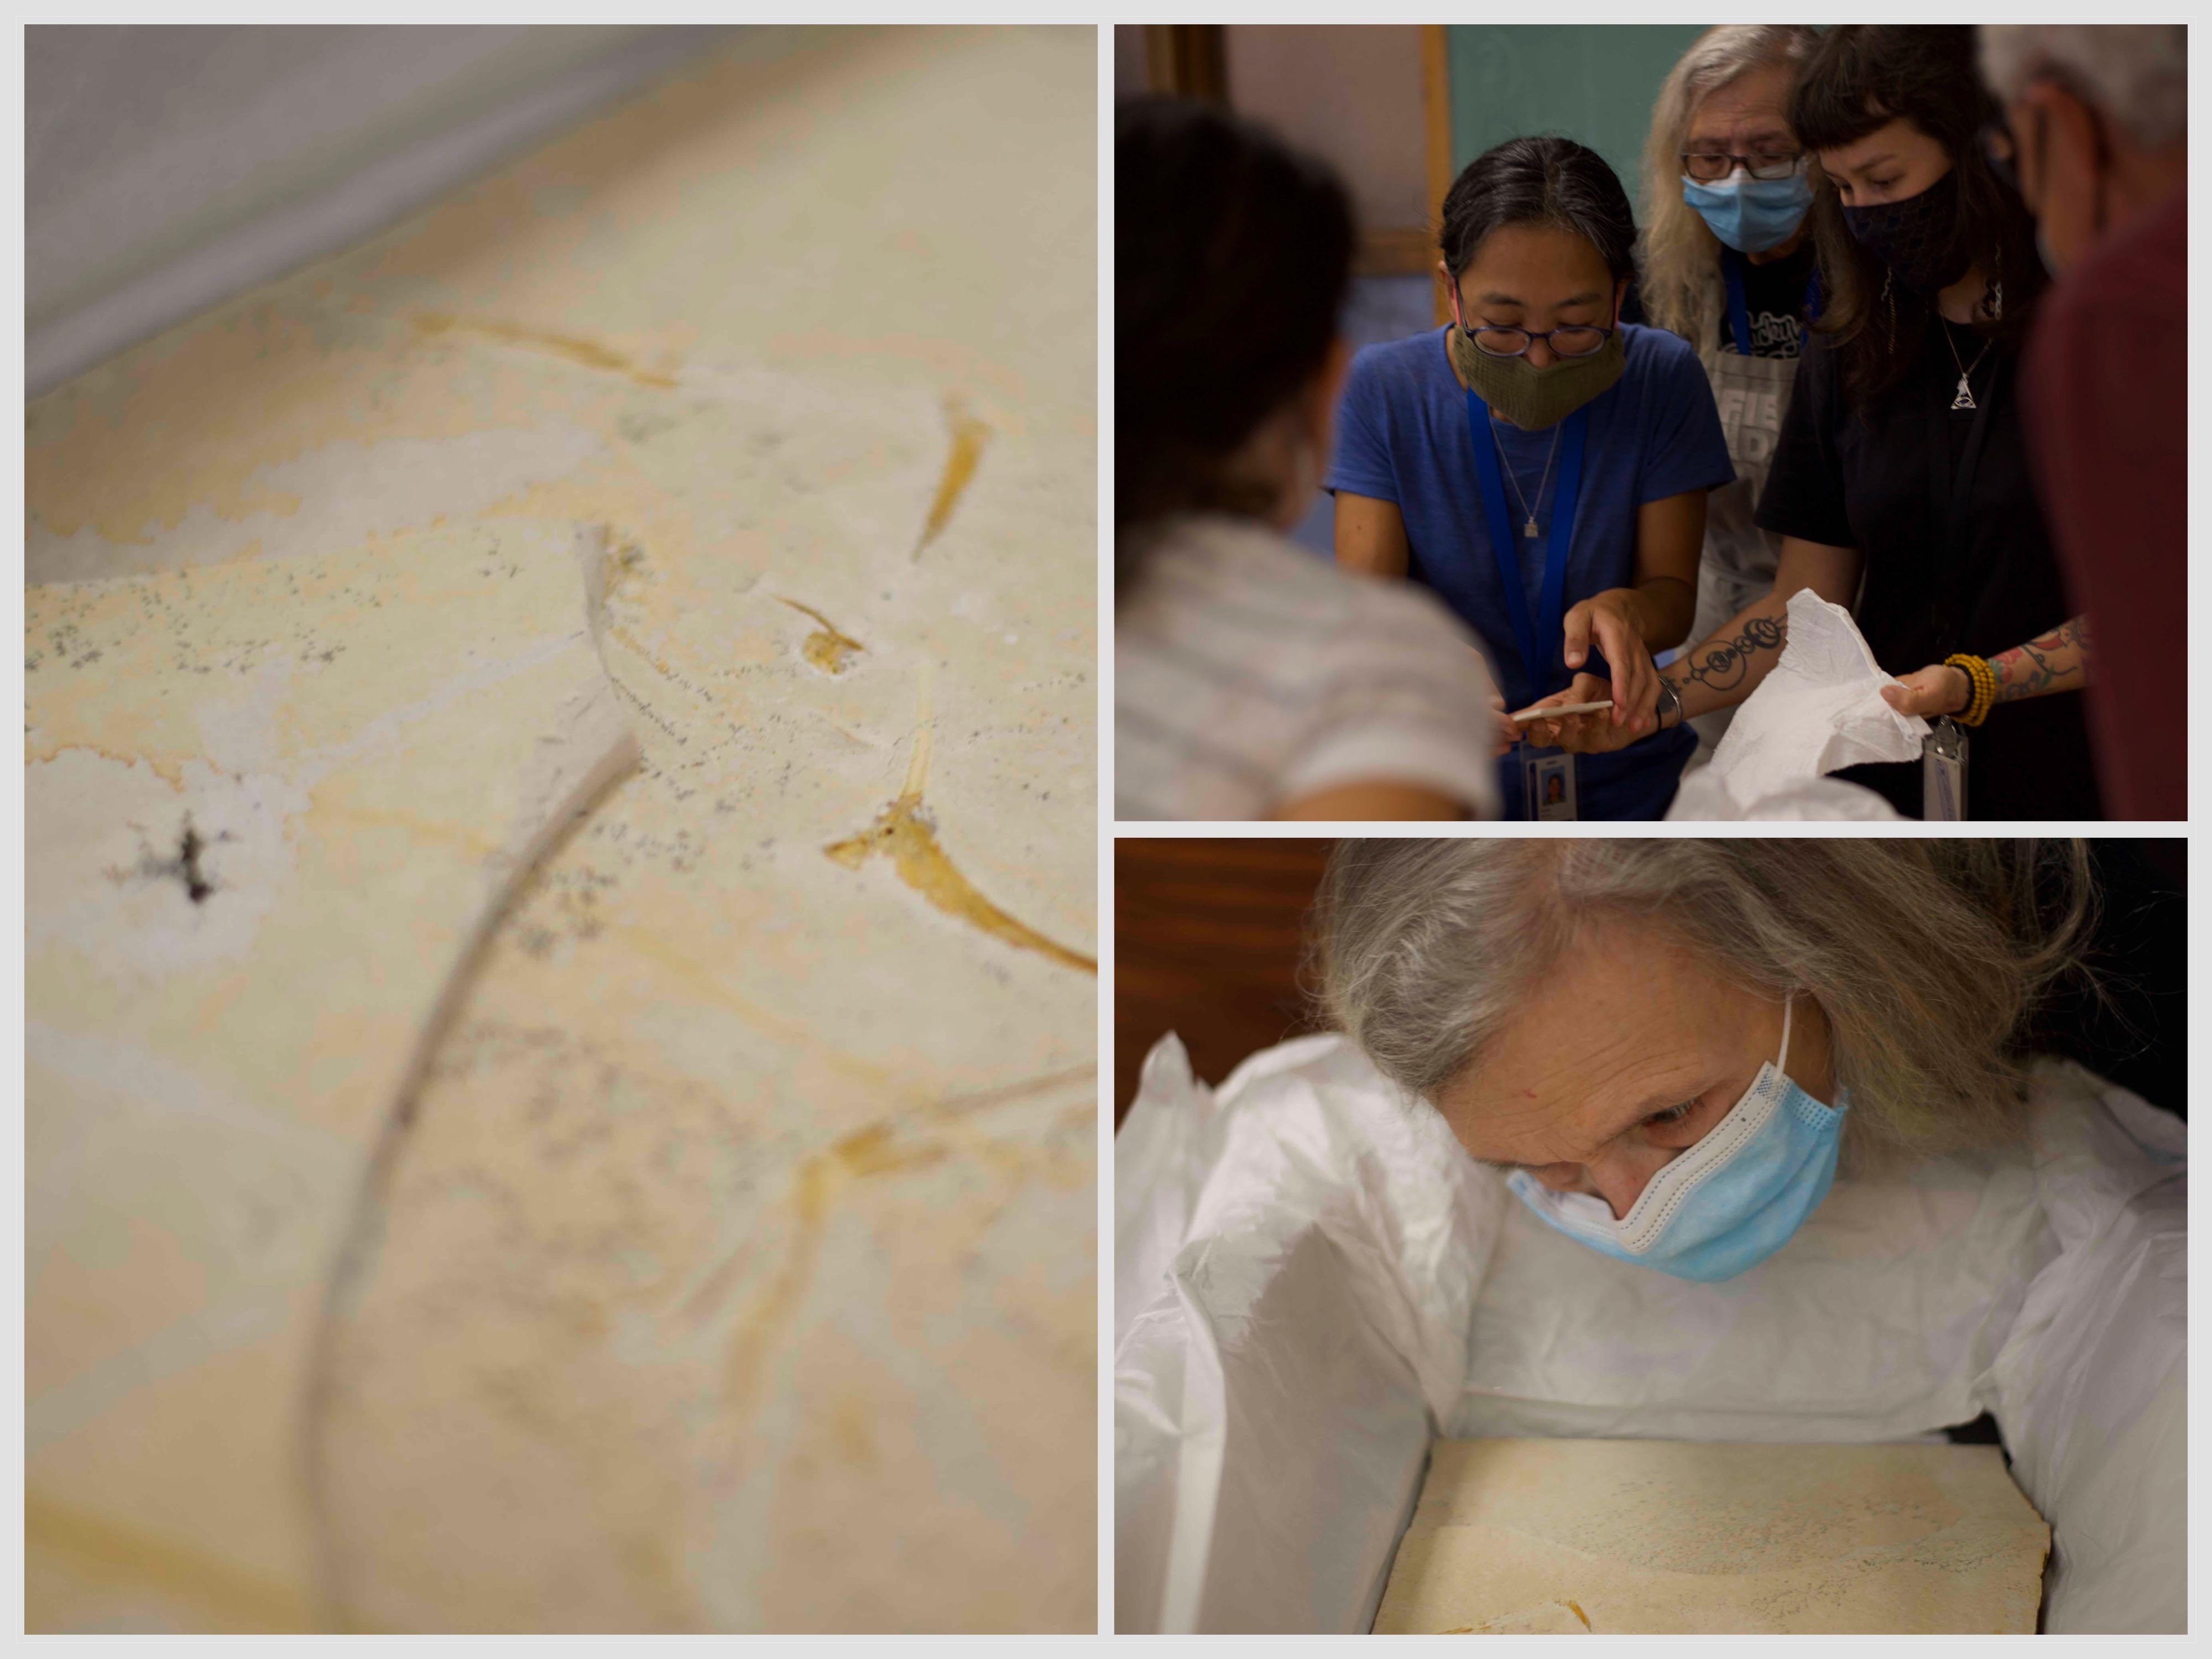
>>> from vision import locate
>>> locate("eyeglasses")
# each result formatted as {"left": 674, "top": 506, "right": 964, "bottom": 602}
{"left": 1681, "top": 149, "right": 1804, "bottom": 184}
{"left": 1462, "top": 320, "right": 1615, "bottom": 359}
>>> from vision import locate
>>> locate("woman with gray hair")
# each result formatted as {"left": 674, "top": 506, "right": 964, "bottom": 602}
{"left": 1116, "top": 838, "right": 2184, "bottom": 1632}
{"left": 1317, "top": 839, "right": 2089, "bottom": 1256}
{"left": 1636, "top": 27, "right": 1821, "bottom": 762}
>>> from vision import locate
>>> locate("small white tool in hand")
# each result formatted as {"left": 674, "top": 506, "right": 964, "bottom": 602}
{"left": 1510, "top": 700, "right": 1614, "bottom": 725}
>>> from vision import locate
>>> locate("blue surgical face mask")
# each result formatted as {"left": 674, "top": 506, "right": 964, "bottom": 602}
{"left": 1506, "top": 995, "right": 1846, "bottom": 1282}
{"left": 1682, "top": 166, "right": 1813, "bottom": 255}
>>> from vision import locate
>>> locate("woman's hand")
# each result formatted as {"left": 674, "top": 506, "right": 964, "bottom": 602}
{"left": 1563, "top": 588, "right": 1662, "bottom": 737}
{"left": 1513, "top": 672, "right": 1648, "bottom": 754}
{"left": 1880, "top": 664, "right": 1971, "bottom": 718}
{"left": 1486, "top": 688, "right": 1517, "bottom": 757}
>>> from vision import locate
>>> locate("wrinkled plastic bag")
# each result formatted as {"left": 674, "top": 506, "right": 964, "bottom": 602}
{"left": 1668, "top": 768, "right": 1905, "bottom": 822}
{"left": 1698, "top": 589, "right": 1929, "bottom": 812}
{"left": 1115, "top": 1033, "right": 2185, "bottom": 1634}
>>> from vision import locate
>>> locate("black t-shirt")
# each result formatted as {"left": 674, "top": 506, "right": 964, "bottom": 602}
{"left": 1725, "top": 246, "right": 1814, "bottom": 358}
{"left": 1755, "top": 316, "right": 2103, "bottom": 821}
{"left": 1618, "top": 250, "right": 1813, "bottom": 357}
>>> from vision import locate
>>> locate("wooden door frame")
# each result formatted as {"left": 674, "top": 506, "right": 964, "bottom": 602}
{"left": 1143, "top": 24, "right": 1228, "bottom": 102}
{"left": 1421, "top": 23, "right": 1454, "bottom": 324}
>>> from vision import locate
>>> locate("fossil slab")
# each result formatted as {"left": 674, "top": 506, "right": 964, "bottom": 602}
{"left": 1374, "top": 1437, "right": 2049, "bottom": 1634}
{"left": 25, "top": 523, "right": 637, "bottom": 1631}
{"left": 27, "top": 25, "right": 1095, "bottom": 1631}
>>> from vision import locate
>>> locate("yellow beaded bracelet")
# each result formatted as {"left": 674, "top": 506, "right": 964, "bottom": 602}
{"left": 1943, "top": 653, "right": 1994, "bottom": 727}
{"left": 1971, "top": 657, "right": 1996, "bottom": 724}
{"left": 1964, "top": 655, "right": 1994, "bottom": 725}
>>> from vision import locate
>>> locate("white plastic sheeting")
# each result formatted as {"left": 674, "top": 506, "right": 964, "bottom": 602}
{"left": 1695, "top": 589, "right": 1930, "bottom": 813}
{"left": 1668, "top": 770, "right": 1906, "bottom": 821}
{"left": 1115, "top": 1032, "right": 2185, "bottom": 1634}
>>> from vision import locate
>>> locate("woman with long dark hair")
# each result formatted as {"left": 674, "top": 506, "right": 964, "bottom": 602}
{"left": 1331, "top": 135, "right": 1734, "bottom": 821}
{"left": 1525, "top": 25, "right": 2102, "bottom": 820}
{"left": 1117, "top": 98, "right": 1507, "bottom": 821}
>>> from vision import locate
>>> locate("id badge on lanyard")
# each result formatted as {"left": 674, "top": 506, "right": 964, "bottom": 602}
{"left": 1923, "top": 717, "right": 1968, "bottom": 821}
{"left": 1524, "top": 749, "right": 1579, "bottom": 820}
{"left": 1464, "top": 390, "right": 1588, "bottom": 819}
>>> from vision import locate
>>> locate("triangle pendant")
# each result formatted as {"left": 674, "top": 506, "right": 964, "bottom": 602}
{"left": 1952, "top": 375, "right": 1977, "bottom": 411}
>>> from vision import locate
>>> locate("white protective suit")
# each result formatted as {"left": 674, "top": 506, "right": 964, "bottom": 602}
{"left": 1115, "top": 1033, "right": 2186, "bottom": 1635}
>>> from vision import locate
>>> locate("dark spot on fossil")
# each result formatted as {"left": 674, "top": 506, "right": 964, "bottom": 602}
{"left": 124, "top": 815, "right": 233, "bottom": 904}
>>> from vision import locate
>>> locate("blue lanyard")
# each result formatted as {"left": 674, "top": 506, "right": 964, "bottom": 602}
{"left": 1723, "top": 254, "right": 1753, "bottom": 356}
{"left": 1463, "top": 392, "right": 1587, "bottom": 697}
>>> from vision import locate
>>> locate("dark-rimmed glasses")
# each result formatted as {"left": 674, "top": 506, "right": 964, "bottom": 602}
{"left": 1681, "top": 149, "right": 1804, "bottom": 183}
{"left": 1462, "top": 320, "right": 1616, "bottom": 359}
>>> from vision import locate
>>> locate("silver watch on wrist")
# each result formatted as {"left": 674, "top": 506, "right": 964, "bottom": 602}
{"left": 1653, "top": 677, "right": 1683, "bottom": 731}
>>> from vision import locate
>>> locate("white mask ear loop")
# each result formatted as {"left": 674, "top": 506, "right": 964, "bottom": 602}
{"left": 1776, "top": 993, "right": 1796, "bottom": 1074}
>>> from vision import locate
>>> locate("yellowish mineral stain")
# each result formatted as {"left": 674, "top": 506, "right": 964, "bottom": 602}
{"left": 321, "top": 802, "right": 502, "bottom": 858}
{"left": 25, "top": 1491, "right": 332, "bottom": 1634}
{"left": 777, "top": 599, "right": 864, "bottom": 675}
{"left": 1567, "top": 1599, "right": 1592, "bottom": 1631}
{"left": 912, "top": 395, "right": 991, "bottom": 559}
{"left": 823, "top": 795, "right": 1094, "bottom": 975}
{"left": 602, "top": 623, "right": 679, "bottom": 682}
{"left": 411, "top": 313, "right": 678, "bottom": 389}
{"left": 824, "top": 678, "right": 1092, "bottom": 974}
{"left": 718, "top": 1121, "right": 951, "bottom": 1418}
{"left": 588, "top": 541, "right": 684, "bottom": 683}
{"left": 601, "top": 923, "right": 900, "bottom": 1094}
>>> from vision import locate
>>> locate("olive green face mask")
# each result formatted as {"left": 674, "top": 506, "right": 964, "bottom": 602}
{"left": 1448, "top": 324, "right": 1627, "bottom": 431}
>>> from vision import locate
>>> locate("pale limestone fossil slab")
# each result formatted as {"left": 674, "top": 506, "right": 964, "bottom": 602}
{"left": 26, "top": 25, "right": 1095, "bottom": 1632}
{"left": 1373, "top": 1438, "right": 2050, "bottom": 1635}
{"left": 26, "top": 523, "right": 638, "bottom": 1631}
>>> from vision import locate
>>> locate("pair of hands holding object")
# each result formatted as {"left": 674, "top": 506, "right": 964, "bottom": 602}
{"left": 1511, "top": 597, "right": 2010, "bottom": 755}
{"left": 1506, "top": 589, "right": 1663, "bottom": 754}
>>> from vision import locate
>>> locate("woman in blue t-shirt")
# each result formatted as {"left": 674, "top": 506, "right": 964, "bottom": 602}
{"left": 1329, "top": 135, "right": 1734, "bottom": 820}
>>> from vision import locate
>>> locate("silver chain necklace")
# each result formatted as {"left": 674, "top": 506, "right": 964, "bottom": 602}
{"left": 1940, "top": 320, "right": 1995, "bottom": 411}
{"left": 1490, "top": 417, "right": 1563, "bottom": 539}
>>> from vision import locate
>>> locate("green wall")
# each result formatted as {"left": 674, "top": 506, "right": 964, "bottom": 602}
{"left": 1447, "top": 25, "right": 1709, "bottom": 212}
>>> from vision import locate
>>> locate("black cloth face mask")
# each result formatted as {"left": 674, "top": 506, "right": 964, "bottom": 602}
{"left": 1841, "top": 169, "right": 1968, "bottom": 293}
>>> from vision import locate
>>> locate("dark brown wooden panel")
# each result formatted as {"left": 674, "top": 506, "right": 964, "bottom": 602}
{"left": 1115, "top": 839, "right": 1335, "bottom": 1125}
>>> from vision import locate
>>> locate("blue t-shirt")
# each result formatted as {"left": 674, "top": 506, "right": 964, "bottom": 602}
{"left": 1328, "top": 323, "right": 1734, "bottom": 820}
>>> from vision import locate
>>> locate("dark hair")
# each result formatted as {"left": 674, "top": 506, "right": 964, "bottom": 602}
{"left": 1791, "top": 25, "right": 2048, "bottom": 406}
{"left": 1439, "top": 135, "right": 1638, "bottom": 285}
{"left": 1115, "top": 98, "right": 1353, "bottom": 567}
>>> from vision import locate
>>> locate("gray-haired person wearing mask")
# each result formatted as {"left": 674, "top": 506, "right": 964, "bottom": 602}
{"left": 1636, "top": 26, "right": 1821, "bottom": 762}
{"left": 1115, "top": 839, "right": 2185, "bottom": 1632}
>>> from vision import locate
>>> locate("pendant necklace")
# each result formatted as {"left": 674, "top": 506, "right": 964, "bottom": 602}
{"left": 1941, "top": 319, "right": 1995, "bottom": 411}
{"left": 1491, "top": 418, "right": 1563, "bottom": 539}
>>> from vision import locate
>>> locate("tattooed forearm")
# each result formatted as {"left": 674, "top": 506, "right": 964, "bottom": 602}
{"left": 1990, "top": 614, "right": 2091, "bottom": 703}
{"left": 1670, "top": 613, "right": 1788, "bottom": 720}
